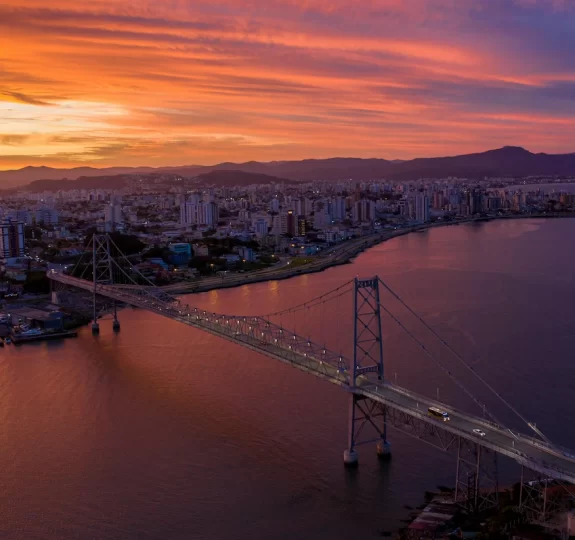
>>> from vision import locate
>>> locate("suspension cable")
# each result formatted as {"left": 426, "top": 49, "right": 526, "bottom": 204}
{"left": 262, "top": 279, "right": 354, "bottom": 318}
{"left": 378, "top": 300, "right": 505, "bottom": 428}
{"left": 378, "top": 278, "right": 552, "bottom": 444}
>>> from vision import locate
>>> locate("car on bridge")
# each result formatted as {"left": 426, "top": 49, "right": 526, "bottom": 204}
{"left": 428, "top": 407, "right": 450, "bottom": 421}
{"left": 473, "top": 428, "right": 486, "bottom": 437}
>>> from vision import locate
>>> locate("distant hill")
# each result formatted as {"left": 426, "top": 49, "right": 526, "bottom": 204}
{"left": 21, "top": 174, "right": 141, "bottom": 192}
{"left": 195, "top": 169, "right": 296, "bottom": 186}
{"left": 0, "top": 165, "right": 166, "bottom": 188}
{"left": 385, "top": 146, "right": 575, "bottom": 180}
{"left": 15, "top": 169, "right": 293, "bottom": 193}
{"left": 2, "top": 147, "right": 575, "bottom": 190}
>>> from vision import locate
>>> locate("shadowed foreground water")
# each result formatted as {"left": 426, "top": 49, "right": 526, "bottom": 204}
{"left": 1, "top": 218, "right": 574, "bottom": 539}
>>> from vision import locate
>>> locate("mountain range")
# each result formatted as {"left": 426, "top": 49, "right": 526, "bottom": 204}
{"left": 2, "top": 147, "right": 575, "bottom": 190}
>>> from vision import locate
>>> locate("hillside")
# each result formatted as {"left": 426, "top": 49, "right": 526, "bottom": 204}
{"left": 3, "top": 147, "right": 575, "bottom": 190}
{"left": 0, "top": 165, "right": 162, "bottom": 189}
{"left": 195, "top": 169, "right": 295, "bottom": 186}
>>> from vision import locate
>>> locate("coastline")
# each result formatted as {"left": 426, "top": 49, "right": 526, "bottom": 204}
{"left": 166, "top": 212, "right": 575, "bottom": 296}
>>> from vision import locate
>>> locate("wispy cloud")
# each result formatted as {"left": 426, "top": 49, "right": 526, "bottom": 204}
{"left": 1, "top": 90, "right": 53, "bottom": 106}
{"left": 1, "top": 0, "right": 574, "bottom": 169}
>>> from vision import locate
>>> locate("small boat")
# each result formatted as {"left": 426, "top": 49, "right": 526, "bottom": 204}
{"left": 21, "top": 328, "right": 43, "bottom": 336}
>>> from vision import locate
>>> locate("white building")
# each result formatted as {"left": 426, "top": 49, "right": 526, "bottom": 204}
{"left": 197, "top": 202, "right": 219, "bottom": 227}
{"left": 104, "top": 204, "right": 123, "bottom": 231}
{"left": 180, "top": 202, "right": 219, "bottom": 227}
{"left": 254, "top": 218, "right": 269, "bottom": 238}
{"left": 180, "top": 202, "right": 197, "bottom": 225}
{"left": 415, "top": 193, "right": 430, "bottom": 222}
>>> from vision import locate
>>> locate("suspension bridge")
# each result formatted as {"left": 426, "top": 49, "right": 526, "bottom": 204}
{"left": 48, "top": 234, "right": 575, "bottom": 529}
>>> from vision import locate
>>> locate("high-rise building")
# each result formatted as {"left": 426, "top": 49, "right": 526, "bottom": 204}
{"left": 104, "top": 204, "right": 122, "bottom": 232}
{"left": 180, "top": 201, "right": 219, "bottom": 227}
{"left": 431, "top": 192, "right": 444, "bottom": 210}
{"left": 180, "top": 202, "right": 197, "bottom": 225}
{"left": 297, "top": 216, "right": 306, "bottom": 236}
{"left": 271, "top": 213, "right": 287, "bottom": 235}
{"left": 415, "top": 193, "right": 429, "bottom": 222}
{"left": 0, "top": 220, "right": 25, "bottom": 258}
{"left": 313, "top": 210, "right": 330, "bottom": 229}
{"left": 254, "top": 219, "right": 269, "bottom": 238}
{"left": 286, "top": 210, "right": 297, "bottom": 236}
{"left": 352, "top": 199, "right": 375, "bottom": 223}
{"left": 469, "top": 190, "right": 484, "bottom": 214}
{"left": 269, "top": 198, "right": 280, "bottom": 213}
{"left": 331, "top": 197, "right": 346, "bottom": 221}
{"left": 197, "top": 202, "right": 219, "bottom": 227}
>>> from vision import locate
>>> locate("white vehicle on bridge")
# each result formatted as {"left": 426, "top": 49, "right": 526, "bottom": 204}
{"left": 473, "top": 428, "right": 486, "bottom": 437}
{"left": 427, "top": 407, "right": 450, "bottom": 421}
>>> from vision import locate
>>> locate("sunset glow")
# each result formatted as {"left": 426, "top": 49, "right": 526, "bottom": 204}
{"left": 1, "top": 0, "right": 575, "bottom": 169}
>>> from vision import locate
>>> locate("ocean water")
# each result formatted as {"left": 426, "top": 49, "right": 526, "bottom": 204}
{"left": 1, "top": 218, "right": 574, "bottom": 539}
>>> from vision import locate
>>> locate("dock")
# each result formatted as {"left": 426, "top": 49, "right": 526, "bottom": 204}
{"left": 11, "top": 330, "right": 78, "bottom": 345}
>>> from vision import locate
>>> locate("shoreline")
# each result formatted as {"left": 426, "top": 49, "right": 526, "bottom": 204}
{"left": 166, "top": 212, "right": 575, "bottom": 296}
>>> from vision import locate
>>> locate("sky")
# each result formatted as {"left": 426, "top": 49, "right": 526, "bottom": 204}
{"left": 1, "top": 0, "right": 575, "bottom": 170}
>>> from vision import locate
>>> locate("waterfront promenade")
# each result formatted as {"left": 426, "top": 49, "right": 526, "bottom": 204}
{"left": 160, "top": 213, "right": 575, "bottom": 295}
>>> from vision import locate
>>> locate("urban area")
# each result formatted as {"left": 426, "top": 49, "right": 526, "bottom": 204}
{"left": 1, "top": 172, "right": 575, "bottom": 538}
{"left": 0, "top": 173, "right": 574, "bottom": 346}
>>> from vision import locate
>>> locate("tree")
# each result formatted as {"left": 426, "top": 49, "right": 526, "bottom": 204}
{"left": 23, "top": 272, "right": 50, "bottom": 294}
{"left": 24, "top": 226, "right": 43, "bottom": 240}
{"left": 142, "top": 246, "right": 168, "bottom": 260}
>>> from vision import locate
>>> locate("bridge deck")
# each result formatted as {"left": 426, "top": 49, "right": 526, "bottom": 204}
{"left": 50, "top": 271, "right": 575, "bottom": 484}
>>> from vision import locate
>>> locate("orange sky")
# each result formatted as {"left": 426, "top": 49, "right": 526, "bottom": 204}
{"left": 1, "top": 0, "right": 575, "bottom": 169}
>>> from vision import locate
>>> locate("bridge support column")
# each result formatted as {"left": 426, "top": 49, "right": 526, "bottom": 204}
{"left": 518, "top": 466, "right": 561, "bottom": 524}
{"left": 112, "top": 301, "right": 120, "bottom": 332}
{"left": 344, "top": 394, "right": 389, "bottom": 467}
{"left": 344, "top": 277, "right": 389, "bottom": 467}
{"left": 91, "top": 321, "right": 100, "bottom": 335}
{"left": 344, "top": 394, "right": 360, "bottom": 467}
{"left": 454, "top": 436, "right": 498, "bottom": 513}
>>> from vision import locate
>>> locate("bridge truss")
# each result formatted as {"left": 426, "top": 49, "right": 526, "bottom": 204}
{"left": 48, "top": 234, "right": 575, "bottom": 531}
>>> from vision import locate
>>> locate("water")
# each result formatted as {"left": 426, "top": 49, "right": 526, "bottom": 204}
{"left": 1, "top": 218, "right": 575, "bottom": 539}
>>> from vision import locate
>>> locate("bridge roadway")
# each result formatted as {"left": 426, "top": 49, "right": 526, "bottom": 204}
{"left": 50, "top": 271, "right": 575, "bottom": 484}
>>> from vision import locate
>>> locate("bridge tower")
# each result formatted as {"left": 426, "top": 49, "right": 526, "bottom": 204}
{"left": 89, "top": 233, "right": 120, "bottom": 334}
{"left": 344, "top": 277, "right": 390, "bottom": 467}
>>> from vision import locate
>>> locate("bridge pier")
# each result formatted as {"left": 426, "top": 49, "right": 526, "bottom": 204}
{"left": 454, "top": 436, "right": 498, "bottom": 513}
{"left": 376, "top": 439, "right": 391, "bottom": 460}
{"left": 91, "top": 321, "right": 100, "bottom": 335}
{"left": 112, "top": 301, "right": 120, "bottom": 332}
{"left": 343, "top": 449, "right": 359, "bottom": 467}
{"left": 344, "top": 394, "right": 390, "bottom": 467}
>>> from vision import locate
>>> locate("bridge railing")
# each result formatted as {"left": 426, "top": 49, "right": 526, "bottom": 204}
{"left": 50, "top": 271, "right": 575, "bottom": 474}
{"left": 366, "top": 381, "right": 575, "bottom": 464}
{"left": 358, "top": 386, "right": 575, "bottom": 482}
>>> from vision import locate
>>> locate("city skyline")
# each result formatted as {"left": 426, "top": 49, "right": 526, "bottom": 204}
{"left": 2, "top": 0, "right": 575, "bottom": 170}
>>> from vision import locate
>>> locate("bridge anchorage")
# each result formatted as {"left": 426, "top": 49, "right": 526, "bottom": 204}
{"left": 48, "top": 234, "right": 575, "bottom": 530}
